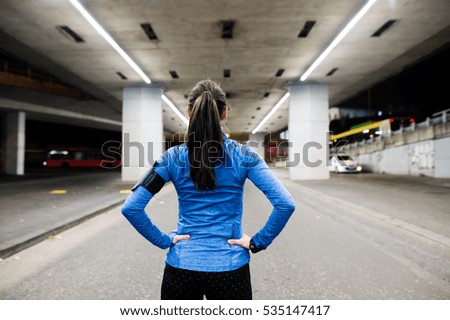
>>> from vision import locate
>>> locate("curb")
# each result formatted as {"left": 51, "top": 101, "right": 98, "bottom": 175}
{"left": 0, "top": 200, "right": 124, "bottom": 260}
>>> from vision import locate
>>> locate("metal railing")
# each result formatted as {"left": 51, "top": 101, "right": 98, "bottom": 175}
{"left": 431, "top": 108, "right": 450, "bottom": 124}
{"left": 339, "top": 108, "right": 449, "bottom": 152}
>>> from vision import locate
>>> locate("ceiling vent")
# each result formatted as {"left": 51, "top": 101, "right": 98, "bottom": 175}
{"left": 222, "top": 20, "right": 235, "bottom": 39}
{"left": 169, "top": 70, "right": 179, "bottom": 79}
{"left": 225, "top": 91, "right": 235, "bottom": 99}
{"left": 371, "top": 20, "right": 398, "bottom": 37}
{"left": 326, "top": 68, "right": 338, "bottom": 76}
{"left": 275, "top": 69, "right": 285, "bottom": 77}
{"left": 116, "top": 72, "right": 128, "bottom": 80}
{"left": 263, "top": 92, "right": 270, "bottom": 98}
{"left": 141, "top": 23, "right": 158, "bottom": 40}
{"left": 224, "top": 69, "right": 231, "bottom": 78}
{"left": 56, "top": 26, "right": 84, "bottom": 43}
{"left": 298, "top": 21, "right": 316, "bottom": 38}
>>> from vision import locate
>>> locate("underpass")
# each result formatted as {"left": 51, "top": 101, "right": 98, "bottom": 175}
{"left": 0, "top": 0, "right": 449, "bottom": 306}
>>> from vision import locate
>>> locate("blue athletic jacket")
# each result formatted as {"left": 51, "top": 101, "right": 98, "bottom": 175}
{"left": 121, "top": 133, "right": 296, "bottom": 272}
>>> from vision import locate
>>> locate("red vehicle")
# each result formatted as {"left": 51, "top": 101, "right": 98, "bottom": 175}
{"left": 265, "top": 140, "right": 288, "bottom": 162}
{"left": 44, "top": 148, "right": 120, "bottom": 169}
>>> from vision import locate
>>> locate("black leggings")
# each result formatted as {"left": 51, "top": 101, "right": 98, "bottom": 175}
{"left": 161, "top": 263, "right": 252, "bottom": 300}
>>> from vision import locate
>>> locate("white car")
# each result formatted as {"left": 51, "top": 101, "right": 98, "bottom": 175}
{"left": 329, "top": 154, "right": 362, "bottom": 173}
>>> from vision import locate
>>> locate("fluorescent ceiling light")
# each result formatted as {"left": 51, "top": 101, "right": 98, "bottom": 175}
{"left": 162, "top": 94, "right": 189, "bottom": 126}
{"left": 300, "top": 0, "right": 377, "bottom": 81}
{"left": 70, "top": 0, "right": 187, "bottom": 127}
{"left": 251, "top": 0, "right": 377, "bottom": 134}
{"left": 252, "top": 92, "right": 290, "bottom": 134}
{"left": 69, "top": 0, "right": 151, "bottom": 84}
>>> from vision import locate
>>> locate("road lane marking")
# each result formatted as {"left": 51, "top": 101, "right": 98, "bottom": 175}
{"left": 49, "top": 190, "right": 67, "bottom": 195}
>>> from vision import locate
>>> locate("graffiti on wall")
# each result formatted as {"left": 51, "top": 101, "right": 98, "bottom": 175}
{"left": 409, "top": 141, "right": 434, "bottom": 176}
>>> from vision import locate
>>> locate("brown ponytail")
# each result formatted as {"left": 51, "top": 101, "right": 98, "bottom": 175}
{"left": 187, "top": 80, "right": 227, "bottom": 191}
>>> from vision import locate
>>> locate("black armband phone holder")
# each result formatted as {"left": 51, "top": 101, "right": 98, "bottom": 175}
{"left": 131, "top": 162, "right": 166, "bottom": 195}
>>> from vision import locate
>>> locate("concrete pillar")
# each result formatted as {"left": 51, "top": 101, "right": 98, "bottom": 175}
{"left": 288, "top": 82, "right": 329, "bottom": 180}
{"left": 122, "top": 85, "right": 164, "bottom": 181}
{"left": 248, "top": 132, "right": 265, "bottom": 160}
{"left": 2, "top": 112, "right": 26, "bottom": 175}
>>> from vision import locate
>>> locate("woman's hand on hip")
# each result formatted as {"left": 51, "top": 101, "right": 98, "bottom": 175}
{"left": 227, "top": 233, "right": 251, "bottom": 250}
{"left": 173, "top": 234, "right": 190, "bottom": 244}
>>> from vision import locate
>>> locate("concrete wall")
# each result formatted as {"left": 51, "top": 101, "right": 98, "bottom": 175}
{"left": 435, "top": 136, "right": 450, "bottom": 178}
{"left": 348, "top": 122, "right": 450, "bottom": 178}
{"left": 356, "top": 140, "right": 435, "bottom": 176}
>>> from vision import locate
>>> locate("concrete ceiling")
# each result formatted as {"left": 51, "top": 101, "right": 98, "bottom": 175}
{"left": 0, "top": 0, "right": 449, "bottom": 135}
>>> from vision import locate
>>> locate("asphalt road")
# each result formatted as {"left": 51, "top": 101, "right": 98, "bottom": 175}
{"left": 0, "top": 169, "right": 131, "bottom": 255}
{"left": 1, "top": 170, "right": 449, "bottom": 299}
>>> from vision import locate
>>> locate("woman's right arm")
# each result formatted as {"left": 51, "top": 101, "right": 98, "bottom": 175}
{"left": 242, "top": 147, "right": 296, "bottom": 252}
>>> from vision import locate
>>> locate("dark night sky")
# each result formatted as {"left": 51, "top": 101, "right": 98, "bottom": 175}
{"left": 332, "top": 42, "right": 450, "bottom": 131}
